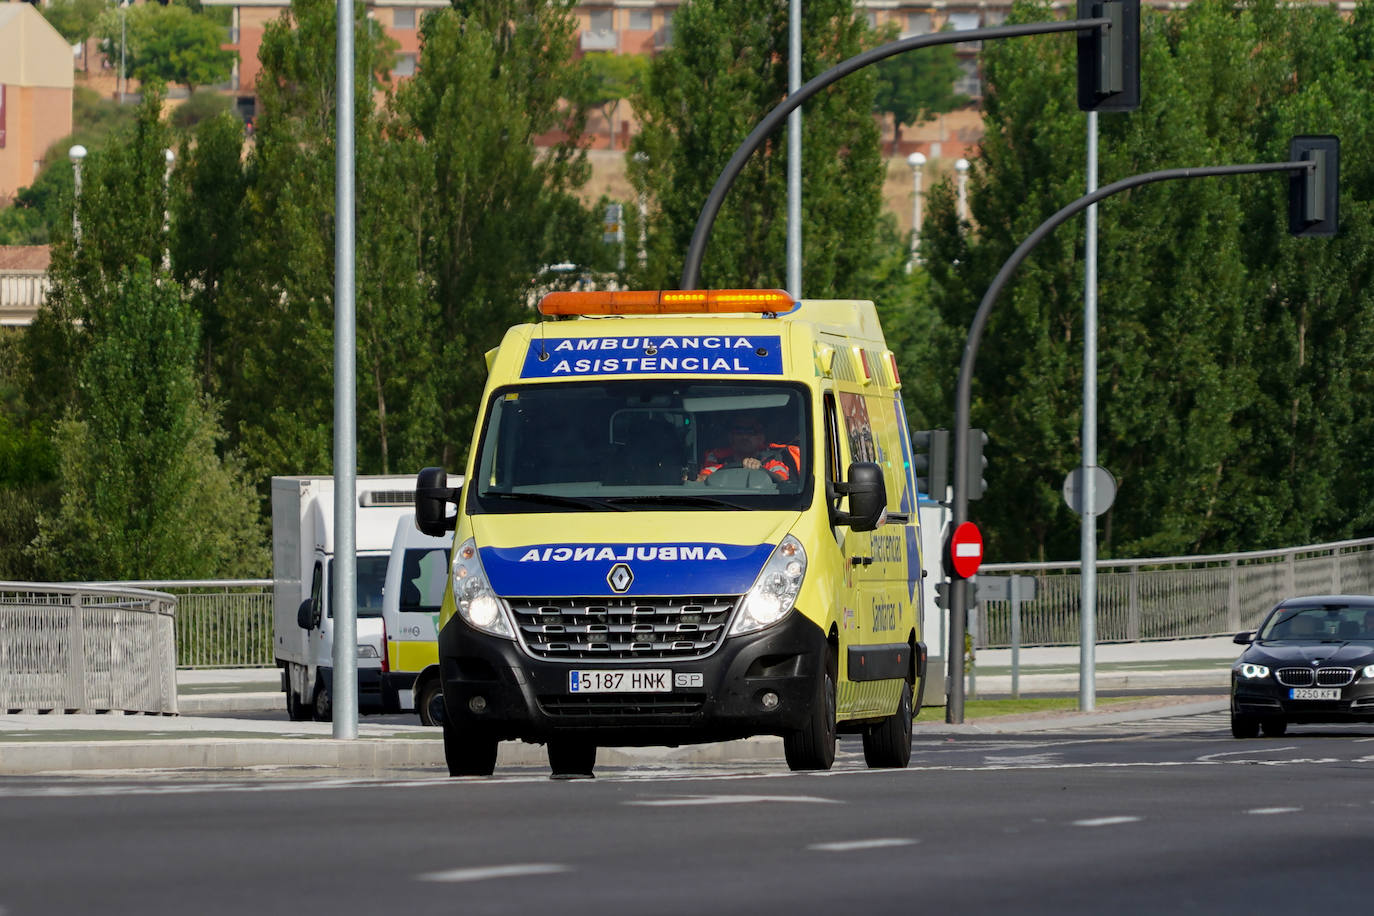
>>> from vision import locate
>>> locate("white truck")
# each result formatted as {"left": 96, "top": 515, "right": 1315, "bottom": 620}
{"left": 272, "top": 475, "right": 447, "bottom": 721}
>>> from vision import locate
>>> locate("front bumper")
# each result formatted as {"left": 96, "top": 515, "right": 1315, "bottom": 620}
{"left": 1232, "top": 674, "right": 1374, "bottom": 722}
{"left": 439, "top": 609, "right": 828, "bottom": 746}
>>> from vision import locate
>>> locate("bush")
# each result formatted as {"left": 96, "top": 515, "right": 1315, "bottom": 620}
{"left": 171, "top": 90, "right": 232, "bottom": 132}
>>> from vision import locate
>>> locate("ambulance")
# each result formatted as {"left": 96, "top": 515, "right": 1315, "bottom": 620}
{"left": 414, "top": 289, "right": 928, "bottom": 776}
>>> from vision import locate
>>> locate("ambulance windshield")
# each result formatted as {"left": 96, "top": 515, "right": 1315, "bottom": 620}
{"left": 468, "top": 381, "right": 813, "bottom": 513}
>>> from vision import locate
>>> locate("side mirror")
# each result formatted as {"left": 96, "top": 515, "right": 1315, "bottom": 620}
{"left": 298, "top": 598, "right": 318, "bottom": 631}
{"left": 833, "top": 462, "right": 886, "bottom": 532}
{"left": 415, "top": 466, "right": 459, "bottom": 537}
{"left": 1233, "top": 631, "right": 1254, "bottom": 645}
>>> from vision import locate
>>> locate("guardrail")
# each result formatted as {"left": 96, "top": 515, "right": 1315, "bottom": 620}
{"left": 978, "top": 537, "right": 1374, "bottom": 648}
{"left": 0, "top": 583, "right": 178, "bottom": 714}
{"left": 110, "top": 579, "right": 272, "bottom": 668}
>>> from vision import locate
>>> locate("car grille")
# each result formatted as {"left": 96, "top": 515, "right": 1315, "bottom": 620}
{"left": 538, "top": 694, "right": 705, "bottom": 719}
{"left": 508, "top": 596, "right": 737, "bottom": 660}
{"left": 1276, "top": 667, "right": 1356, "bottom": 688}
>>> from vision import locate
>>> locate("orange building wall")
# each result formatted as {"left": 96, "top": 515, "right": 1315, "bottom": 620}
{"left": 0, "top": 84, "right": 73, "bottom": 202}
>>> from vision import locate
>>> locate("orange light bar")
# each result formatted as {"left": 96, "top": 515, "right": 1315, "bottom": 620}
{"left": 538, "top": 288, "right": 794, "bottom": 316}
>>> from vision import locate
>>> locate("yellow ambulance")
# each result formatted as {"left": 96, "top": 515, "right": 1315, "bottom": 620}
{"left": 414, "top": 289, "right": 927, "bottom": 777}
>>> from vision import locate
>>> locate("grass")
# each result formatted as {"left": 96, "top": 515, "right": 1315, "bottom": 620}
{"left": 959, "top": 695, "right": 1156, "bottom": 719}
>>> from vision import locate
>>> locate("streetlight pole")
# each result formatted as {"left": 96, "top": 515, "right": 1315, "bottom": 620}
{"left": 119, "top": 1, "right": 127, "bottom": 102}
{"left": 906, "top": 151, "right": 926, "bottom": 271}
{"left": 162, "top": 148, "right": 174, "bottom": 271}
{"left": 68, "top": 145, "right": 86, "bottom": 245}
{"left": 632, "top": 151, "right": 648, "bottom": 267}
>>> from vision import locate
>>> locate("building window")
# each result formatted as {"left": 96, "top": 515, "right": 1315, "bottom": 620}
{"left": 866, "top": 11, "right": 878, "bottom": 28}
{"left": 945, "top": 11, "right": 980, "bottom": 31}
{"left": 955, "top": 58, "right": 981, "bottom": 97}
{"left": 629, "top": 9, "right": 652, "bottom": 30}
{"left": 393, "top": 7, "right": 415, "bottom": 29}
{"left": 394, "top": 53, "right": 417, "bottom": 78}
{"left": 589, "top": 8, "right": 613, "bottom": 31}
{"left": 906, "top": 11, "right": 932, "bottom": 34}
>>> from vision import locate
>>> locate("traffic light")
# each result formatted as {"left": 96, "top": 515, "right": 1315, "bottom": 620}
{"left": 934, "top": 580, "right": 950, "bottom": 610}
{"left": 966, "top": 428, "right": 989, "bottom": 501}
{"left": 1289, "top": 136, "right": 1339, "bottom": 237}
{"left": 913, "top": 429, "right": 950, "bottom": 501}
{"left": 1077, "top": 0, "right": 1140, "bottom": 112}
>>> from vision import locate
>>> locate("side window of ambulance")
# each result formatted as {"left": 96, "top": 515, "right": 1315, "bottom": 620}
{"left": 308, "top": 562, "right": 324, "bottom": 624}
{"left": 823, "top": 393, "right": 843, "bottom": 514}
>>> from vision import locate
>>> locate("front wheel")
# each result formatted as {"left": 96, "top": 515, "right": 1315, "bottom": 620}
{"left": 312, "top": 682, "right": 332, "bottom": 722}
{"left": 1230, "top": 710, "right": 1259, "bottom": 739}
{"left": 443, "top": 717, "right": 498, "bottom": 776}
{"left": 416, "top": 679, "right": 445, "bottom": 727}
{"left": 1260, "top": 718, "right": 1288, "bottom": 737}
{"left": 784, "top": 650, "right": 837, "bottom": 771}
{"left": 862, "top": 680, "right": 913, "bottom": 769}
{"left": 547, "top": 738, "right": 597, "bottom": 778}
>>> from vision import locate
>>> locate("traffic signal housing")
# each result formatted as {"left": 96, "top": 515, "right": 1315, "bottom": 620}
{"left": 1077, "top": 0, "right": 1140, "bottom": 112}
{"left": 1289, "top": 136, "right": 1339, "bottom": 237}
{"left": 965, "top": 428, "right": 989, "bottom": 501}
{"left": 913, "top": 429, "right": 950, "bottom": 502}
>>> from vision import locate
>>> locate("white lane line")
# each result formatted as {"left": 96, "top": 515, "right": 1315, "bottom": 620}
{"left": 1198, "top": 747, "right": 1298, "bottom": 761}
{"left": 626, "top": 794, "right": 841, "bottom": 807}
{"left": 808, "top": 838, "right": 918, "bottom": 852}
{"left": 416, "top": 864, "right": 570, "bottom": 883}
{"left": 1246, "top": 807, "right": 1301, "bottom": 815}
{"left": 1072, "top": 816, "right": 1142, "bottom": 827}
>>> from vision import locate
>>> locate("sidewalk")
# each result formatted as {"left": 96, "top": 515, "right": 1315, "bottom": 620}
{"left": 0, "top": 638, "right": 1240, "bottom": 775}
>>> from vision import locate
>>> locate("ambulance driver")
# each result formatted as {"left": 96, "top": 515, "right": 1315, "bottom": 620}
{"left": 696, "top": 413, "right": 801, "bottom": 483}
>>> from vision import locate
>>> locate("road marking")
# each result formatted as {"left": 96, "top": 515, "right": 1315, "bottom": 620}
{"left": 1197, "top": 747, "right": 1298, "bottom": 761}
{"left": 1246, "top": 807, "right": 1301, "bottom": 815}
{"left": 808, "top": 838, "right": 917, "bottom": 852}
{"left": 1072, "top": 816, "right": 1142, "bottom": 827}
{"left": 416, "top": 864, "right": 570, "bottom": 883}
{"left": 626, "top": 794, "right": 841, "bottom": 806}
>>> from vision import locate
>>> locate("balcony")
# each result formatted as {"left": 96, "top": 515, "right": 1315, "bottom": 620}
{"left": 581, "top": 29, "right": 617, "bottom": 51}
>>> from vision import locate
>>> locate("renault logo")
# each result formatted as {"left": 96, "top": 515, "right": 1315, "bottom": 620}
{"left": 607, "top": 563, "right": 634, "bottom": 593}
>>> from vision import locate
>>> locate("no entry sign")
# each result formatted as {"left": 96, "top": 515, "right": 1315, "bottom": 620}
{"left": 947, "top": 521, "right": 984, "bottom": 579}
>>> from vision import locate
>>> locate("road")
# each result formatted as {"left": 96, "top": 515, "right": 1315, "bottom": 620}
{"left": 2, "top": 711, "right": 1371, "bottom": 915}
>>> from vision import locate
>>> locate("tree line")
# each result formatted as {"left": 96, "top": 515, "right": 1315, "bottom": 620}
{"left": 2, "top": 0, "right": 1371, "bottom": 581}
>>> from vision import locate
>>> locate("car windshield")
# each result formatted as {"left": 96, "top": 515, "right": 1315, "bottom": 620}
{"left": 1258, "top": 604, "right": 1374, "bottom": 641}
{"left": 467, "top": 380, "right": 813, "bottom": 514}
{"left": 327, "top": 555, "right": 389, "bottom": 618}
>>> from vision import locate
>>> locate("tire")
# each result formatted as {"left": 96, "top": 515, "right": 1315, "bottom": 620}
{"left": 547, "top": 738, "right": 597, "bottom": 778}
{"left": 1260, "top": 718, "right": 1288, "bottom": 738}
{"left": 1231, "top": 710, "right": 1259, "bottom": 739}
{"left": 312, "top": 682, "right": 332, "bottom": 722}
{"left": 443, "top": 717, "right": 498, "bottom": 776}
{"left": 784, "top": 649, "right": 837, "bottom": 771}
{"left": 416, "top": 679, "right": 445, "bottom": 728}
{"left": 862, "top": 680, "right": 913, "bottom": 769}
{"left": 285, "top": 684, "right": 311, "bottom": 722}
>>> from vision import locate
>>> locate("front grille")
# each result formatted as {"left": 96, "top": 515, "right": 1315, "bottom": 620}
{"left": 1317, "top": 667, "right": 1355, "bottom": 687}
{"left": 1277, "top": 668, "right": 1315, "bottom": 687}
{"left": 1277, "top": 667, "right": 1356, "bottom": 688}
{"left": 509, "top": 596, "right": 737, "bottom": 660}
{"left": 538, "top": 694, "right": 705, "bottom": 719}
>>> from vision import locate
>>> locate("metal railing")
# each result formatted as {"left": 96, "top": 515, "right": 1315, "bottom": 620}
{"left": 113, "top": 579, "right": 272, "bottom": 668}
{"left": 978, "top": 537, "right": 1374, "bottom": 648}
{"left": 0, "top": 583, "right": 178, "bottom": 714}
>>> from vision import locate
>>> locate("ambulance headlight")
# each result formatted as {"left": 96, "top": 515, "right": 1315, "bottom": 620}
{"left": 730, "top": 535, "right": 806, "bottom": 636}
{"left": 452, "top": 539, "right": 513, "bottom": 639}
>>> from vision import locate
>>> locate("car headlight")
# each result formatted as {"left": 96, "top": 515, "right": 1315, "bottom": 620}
{"left": 356, "top": 644, "right": 380, "bottom": 659}
{"left": 1238, "top": 663, "right": 1271, "bottom": 679}
{"left": 451, "top": 538, "right": 514, "bottom": 639}
{"left": 729, "top": 535, "right": 806, "bottom": 636}
{"left": 1363, "top": 664, "right": 1374, "bottom": 679}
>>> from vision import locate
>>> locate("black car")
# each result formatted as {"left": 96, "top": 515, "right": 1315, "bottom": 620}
{"left": 1231, "top": 594, "right": 1374, "bottom": 738}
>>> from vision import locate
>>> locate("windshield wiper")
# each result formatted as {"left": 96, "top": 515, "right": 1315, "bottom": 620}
{"left": 484, "top": 492, "right": 626, "bottom": 512}
{"left": 603, "top": 494, "right": 751, "bottom": 510}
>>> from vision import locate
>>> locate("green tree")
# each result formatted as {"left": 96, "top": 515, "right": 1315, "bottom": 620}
{"left": 41, "top": 0, "right": 107, "bottom": 72}
{"left": 629, "top": 0, "right": 891, "bottom": 296}
{"left": 916, "top": 0, "right": 1374, "bottom": 561}
{"left": 872, "top": 28, "right": 969, "bottom": 155}
{"left": 98, "top": 3, "right": 235, "bottom": 92}
{"left": 30, "top": 259, "right": 265, "bottom": 579}
{"left": 578, "top": 52, "right": 650, "bottom": 149}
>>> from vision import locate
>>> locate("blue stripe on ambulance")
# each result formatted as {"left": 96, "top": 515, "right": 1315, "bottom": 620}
{"left": 479, "top": 543, "right": 774, "bottom": 597}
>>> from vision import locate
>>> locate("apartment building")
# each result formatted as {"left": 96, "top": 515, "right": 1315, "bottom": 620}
{"left": 0, "top": 2, "right": 73, "bottom": 203}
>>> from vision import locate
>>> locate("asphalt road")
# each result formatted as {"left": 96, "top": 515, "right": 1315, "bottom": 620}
{"left": 3, "top": 712, "right": 1372, "bottom": 916}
